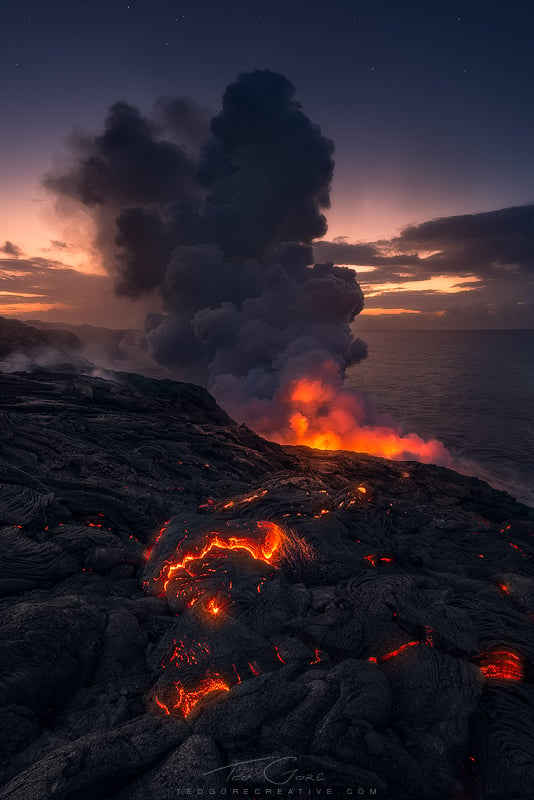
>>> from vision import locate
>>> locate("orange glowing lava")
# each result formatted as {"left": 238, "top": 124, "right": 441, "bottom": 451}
{"left": 478, "top": 650, "right": 523, "bottom": 681}
{"left": 161, "top": 521, "right": 284, "bottom": 590}
{"left": 173, "top": 676, "right": 230, "bottom": 717}
{"left": 260, "top": 366, "right": 450, "bottom": 464}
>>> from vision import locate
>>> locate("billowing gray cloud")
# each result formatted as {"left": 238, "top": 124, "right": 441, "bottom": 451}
{"left": 43, "top": 71, "right": 377, "bottom": 447}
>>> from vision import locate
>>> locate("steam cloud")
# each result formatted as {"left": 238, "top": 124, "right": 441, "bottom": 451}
{"left": 45, "top": 70, "right": 448, "bottom": 463}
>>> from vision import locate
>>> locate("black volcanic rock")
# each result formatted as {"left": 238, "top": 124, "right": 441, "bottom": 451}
{"left": 0, "top": 370, "right": 533, "bottom": 800}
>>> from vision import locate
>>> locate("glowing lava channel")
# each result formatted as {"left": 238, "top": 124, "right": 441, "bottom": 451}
{"left": 158, "top": 520, "right": 284, "bottom": 590}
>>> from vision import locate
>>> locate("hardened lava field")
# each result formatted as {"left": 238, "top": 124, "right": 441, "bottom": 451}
{"left": 0, "top": 371, "right": 533, "bottom": 799}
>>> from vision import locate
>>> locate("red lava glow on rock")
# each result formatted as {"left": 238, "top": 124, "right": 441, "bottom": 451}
{"left": 478, "top": 650, "right": 523, "bottom": 681}
{"left": 364, "top": 554, "right": 394, "bottom": 567}
{"left": 144, "top": 519, "right": 170, "bottom": 560}
{"left": 274, "top": 646, "right": 286, "bottom": 663}
{"left": 424, "top": 627, "right": 435, "bottom": 647}
{"left": 310, "top": 648, "right": 324, "bottom": 665}
{"left": 248, "top": 661, "right": 261, "bottom": 676}
{"left": 368, "top": 641, "right": 420, "bottom": 664}
{"left": 218, "top": 490, "right": 268, "bottom": 511}
{"left": 259, "top": 367, "right": 450, "bottom": 464}
{"left": 172, "top": 676, "right": 230, "bottom": 717}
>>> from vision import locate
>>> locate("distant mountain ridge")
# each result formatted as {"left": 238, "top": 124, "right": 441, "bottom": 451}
{"left": 0, "top": 317, "right": 92, "bottom": 372}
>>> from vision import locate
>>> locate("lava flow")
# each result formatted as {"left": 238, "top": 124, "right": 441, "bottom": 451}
{"left": 172, "top": 676, "right": 230, "bottom": 717}
{"left": 158, "top": 520, "right": 285, "bottom": 590}
{"left": 255, "top": 365, "right": 450, "bottom": 465}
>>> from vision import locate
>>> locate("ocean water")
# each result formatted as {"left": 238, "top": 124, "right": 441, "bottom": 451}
{"left": 346, "top": 329, "right": 534, "bottom": 507}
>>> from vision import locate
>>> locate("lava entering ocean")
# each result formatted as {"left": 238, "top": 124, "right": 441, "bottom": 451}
{"left": 47, "top": 70, "right": 451, "bottom": 470}
{"left": 249, "top": 367, "right": 451, "bottom": 465}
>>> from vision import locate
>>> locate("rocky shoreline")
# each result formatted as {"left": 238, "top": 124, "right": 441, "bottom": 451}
{"left": 0, "top": 370, "right": 533, "bottom": 799}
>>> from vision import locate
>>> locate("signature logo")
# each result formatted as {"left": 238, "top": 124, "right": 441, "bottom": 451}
{"left": 204, "top": 756, "right": 326, "bottom": 786}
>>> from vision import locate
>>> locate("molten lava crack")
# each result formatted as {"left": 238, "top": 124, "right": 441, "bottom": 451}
{"left": 172, "top": 676, "right": 230, "bottom": 717}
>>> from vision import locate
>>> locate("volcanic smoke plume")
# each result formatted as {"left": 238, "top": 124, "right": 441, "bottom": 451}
{"left": 46, "top": 70, "right": 448, "bottom": 464}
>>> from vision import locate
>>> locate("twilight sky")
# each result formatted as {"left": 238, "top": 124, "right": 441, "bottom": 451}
{"left": 1, "top": 0, "right": 534, "bottom": 329}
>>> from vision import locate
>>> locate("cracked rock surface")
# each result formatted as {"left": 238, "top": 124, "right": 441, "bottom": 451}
{"left": 0, "top": 370, "right": 533, "bottom": 799}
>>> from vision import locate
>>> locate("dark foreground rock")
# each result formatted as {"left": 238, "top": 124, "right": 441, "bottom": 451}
{"left": 0, "top": 370, "right": 532, "bottom": 800}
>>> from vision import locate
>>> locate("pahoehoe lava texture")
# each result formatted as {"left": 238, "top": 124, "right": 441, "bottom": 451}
{"left": 0, "top": 370, "right": 533, "bottom": 799}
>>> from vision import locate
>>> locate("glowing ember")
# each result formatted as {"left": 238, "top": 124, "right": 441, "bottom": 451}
{"left": 173, "top": 676, "right": 230, "bottom": 717}
{"left": 207, "top": 598, "right": 221, "bottom": 616}
{"left": 478, "top": 650, "right": 523, "bottom": 681}
{"left": 169, "top": 639, "right": 210, "bottom": 666}
{"left": 256, "top": 365, "right": 450, "bottom": 464}
{"left": 310, "top": 648, "right": 323, "bottom": 665}
{"left": 313, "top": 508, "right": 331, "bottom": 518}
{"left": 248, "top": 661, "right": 261, "bottom": 675}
